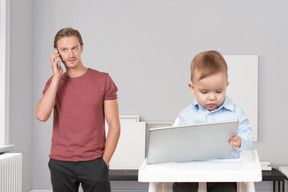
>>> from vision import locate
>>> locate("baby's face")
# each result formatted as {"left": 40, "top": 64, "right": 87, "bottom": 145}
{"left": 189, "top": 71, "right": 229, "bottom": 111}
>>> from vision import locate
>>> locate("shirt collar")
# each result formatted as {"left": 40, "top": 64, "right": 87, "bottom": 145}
{"left": 193, "top": 95, "right": 235, "bottom": 112}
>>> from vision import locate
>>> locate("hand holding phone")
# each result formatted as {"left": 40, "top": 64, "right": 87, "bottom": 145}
{"left": 54, "top": 49, "right": 63, "bottom": 69}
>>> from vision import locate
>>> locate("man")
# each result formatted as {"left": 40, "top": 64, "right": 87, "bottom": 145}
{"left": 35, "top": 27, "right": 120, "bottom": 192}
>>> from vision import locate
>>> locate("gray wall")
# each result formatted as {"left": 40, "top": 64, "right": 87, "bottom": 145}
{"left": 9, "top": 0, "right": 34, "bottom": 191}
{"left": 7, "top": 0, "right": 288, "bottom": 191}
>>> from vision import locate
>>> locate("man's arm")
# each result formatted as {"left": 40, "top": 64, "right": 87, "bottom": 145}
{"left": 102, "top": 99, "right": 121, "bottom": 166}
{"left": 35, "top": 52, "right": 63, "bottom": 122}
{"left": 35, "top": 76, "right": 60, "bottom": 121}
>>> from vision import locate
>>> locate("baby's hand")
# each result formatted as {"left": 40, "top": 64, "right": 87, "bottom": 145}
{"left": 229, "top": 135, "right": 241, "bottom": 149}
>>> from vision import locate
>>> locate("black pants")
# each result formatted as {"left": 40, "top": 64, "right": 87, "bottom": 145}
{"left": 48, "top": 158, "right": 111, "bottom": 192}
{"left": 173, "top": 182, "right": 237, "bottom": 192}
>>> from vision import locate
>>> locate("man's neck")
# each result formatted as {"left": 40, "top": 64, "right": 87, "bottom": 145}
{"left": 65, "top": 64, "right": 88, "bottom": 78}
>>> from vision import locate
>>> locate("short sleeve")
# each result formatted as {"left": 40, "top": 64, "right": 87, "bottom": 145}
{"left": 104, "top": 74, "right": 118, "bottom": 100}
{"left": 42, "top": 76, "right": 53, "bottom": 94}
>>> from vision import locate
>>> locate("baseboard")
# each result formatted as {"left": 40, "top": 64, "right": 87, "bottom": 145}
{"left": 31, "top": 190, "right": 147, "bottom": 192}
{"left": 31, "top": 189, "right": 288, "bottom": 192}
{"left": 31, "top": 190, "right": 52, "bottom": 192}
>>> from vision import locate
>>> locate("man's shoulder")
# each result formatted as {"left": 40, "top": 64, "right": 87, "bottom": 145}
{"left": 87, "top": 68, "right": 111, "bottom": 79}
{"left": 88, "top": 68, "right": 108, "bottom": 75}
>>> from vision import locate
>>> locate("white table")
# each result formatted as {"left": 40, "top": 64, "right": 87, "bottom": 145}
{"left": 138, "top": 150, "right": 262, "bottom": 192}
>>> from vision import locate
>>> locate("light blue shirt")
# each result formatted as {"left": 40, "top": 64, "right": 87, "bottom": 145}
{"left": 177, "top": 95, "right": 253, "bottom": 159}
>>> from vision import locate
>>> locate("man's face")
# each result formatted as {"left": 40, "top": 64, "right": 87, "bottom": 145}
{"left": 57, "top": 36, "right": 83, "bottom": 69}
{"left": 189, "top": 71, "right": 229, "bottom": 111}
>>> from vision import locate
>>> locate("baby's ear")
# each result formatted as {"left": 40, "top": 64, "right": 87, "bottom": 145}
{"left": 188, "top": 82, "right": 195, "bottom": 94}
{"left": 226, "top": 81, "right": 230, "bottom": 87}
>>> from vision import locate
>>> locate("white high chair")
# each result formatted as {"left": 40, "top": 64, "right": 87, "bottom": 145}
{"left": 139, "top": 117, "right": 260, "bottom": 192}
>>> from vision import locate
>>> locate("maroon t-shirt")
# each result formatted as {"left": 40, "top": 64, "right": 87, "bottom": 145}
{"left": 43, "top": 68, "right": 118, "bottom": 162}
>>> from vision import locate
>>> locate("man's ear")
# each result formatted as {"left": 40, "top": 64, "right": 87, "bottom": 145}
{"left": 226, "top": 81, "right": 230, "bottom": 87}
{"left": 81, "top": 45, "right": 84, "bottom": 53}
{"left": 188, "top": 82, "right": 195, "bottom": 95}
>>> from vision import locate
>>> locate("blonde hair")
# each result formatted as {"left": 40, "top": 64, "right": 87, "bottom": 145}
{"left": 190, "top": 50, "right": 228, "bottom": 82}
{"left": 54, "top": 27, "right": 83, "bottom": 49}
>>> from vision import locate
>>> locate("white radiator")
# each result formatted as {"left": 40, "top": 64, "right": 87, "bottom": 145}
{"left": 0, "top": 153, "right": 22, "bottom": 192}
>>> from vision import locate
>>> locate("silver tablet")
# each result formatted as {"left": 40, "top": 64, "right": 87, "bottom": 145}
{"left": 147, "top": 120, "right": 238, "bottom": 164}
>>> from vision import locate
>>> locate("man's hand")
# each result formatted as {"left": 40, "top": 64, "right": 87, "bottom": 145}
{"left": 50, "top": 51, "right": 63, "bottom": 77}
